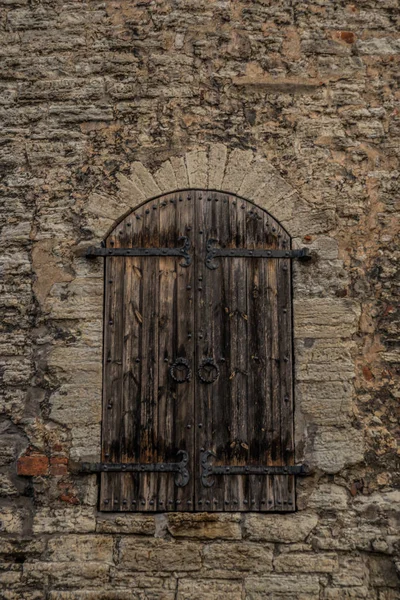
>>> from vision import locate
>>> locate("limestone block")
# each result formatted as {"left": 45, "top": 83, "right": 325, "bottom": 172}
{"left": 130, "top": 162, "right": 161, "bottom": 199}
{"left": 48, "top": 593, "right": 138, "bottom": 600}
{"left": 203, "top": 541, "right": 273, "bottom": 572}
{"left": 0, "top": 507, "right": 27, "bottom": 534}
{"left": 238, "top": 158, "right": 276, "bottom": 200}
{"left": 46, "top": 279, "right": 103, "bottom": 320}
{"left": 331, "top": 555, "right": 368, "bottom": 587}
{"left": 311, "top": 426, "right": 364, "bottom": 472}
{"left": 50, "top": 384, "right": 101, "bottom": 427}
{"left": 294, "top": 298, "right": 360, "bottom": 339}
{"left": 87, "top": 191, "right": 131, "bottom": 223}
{"left": 170, "top": 156, "right": 189, "bottom": 189}
{"left": 244, "top": 512, "right": 318, "bottom": 543}
{"left": 274, "top": 552, "right": 338, "bottom": 573}
{"left": 208, "top": 144, "right": 228, "bottom": 190}
{"left": 282, "top": 208, "right": 336, "bottom": 237}
{"left": 245, "top": 574, "right": 320, "bottom": 595}
{"left": 323, "top": 587, "right": 370, "bottom": 599}
{"left": 167, "top": 513, "right": 241, "bottom": 540}
{"left": 304, "top": 483, "right": 349, "bottom": 510}
{"left": 47, "top": 536, "right": 114, "bottom": 563}
{"left": 118, "top": 538, "right": 201, "bottom": 571}
{"left": 23, "top": 561, "right": 109, "bottom": 588}
{"left": 221, "top": 148, "right": 254, "bottom": 194}
{"left": 295, "top": 339, "right": 355, "bottom": 382}
{"left": 185, "top": 148, "right": 208, "bottom": 188}
{"left": 32, "top": 240, "right": 73, "bottom": 308}
{"left": 47, "top": 346, "right": 102, "bottom": 386}
{"left": 116, "top": 173, "right": 146, "bottom": 206}
{"left": 33, "top": 507, "right": 96, "bottom": 534}
{"left": 70, "top": 424, "right": 101, "bottom": 461}
{"left": 251, "top": 172, "right": 296, "bottom": 210}
{"left": 368, "top": 556, "right": 400, "bottom": 588}
{"left": 96, "top": 514, "right": 156, "bottom": 535}
{"left": 153, "top": 160, "right": 177, "bottom": 193}
{"left": 177, "top": 579, "right": 243, "bottom": 600}
{"left": 297, "top": 381, "right": 353, "bottom": 426}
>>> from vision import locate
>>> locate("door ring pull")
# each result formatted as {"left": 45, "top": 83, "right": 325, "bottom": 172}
{"left": 170, "top": 357, "right": 192, "bottom": 383}
{"left": 198, "top": 358, "right": 220, "bottom": 384}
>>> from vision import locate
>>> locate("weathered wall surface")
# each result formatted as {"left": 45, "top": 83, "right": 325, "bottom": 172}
{"left": 0, "top": 1, "right": 399, "bottom": 598}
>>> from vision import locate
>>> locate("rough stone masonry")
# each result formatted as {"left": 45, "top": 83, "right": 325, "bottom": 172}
{"left": 0, "top": 0, "right": 399, "bottom": 598}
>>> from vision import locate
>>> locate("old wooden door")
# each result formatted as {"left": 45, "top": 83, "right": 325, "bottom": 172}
{"left": 97, "top": 190, "right": 303, "bottom": 512}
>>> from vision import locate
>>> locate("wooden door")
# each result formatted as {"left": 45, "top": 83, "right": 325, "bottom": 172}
{"left": 99, "top": 190, "right": 298, "bottom": 512}
{"left": 100, "top": 191, "right": 195, "bottom": 511}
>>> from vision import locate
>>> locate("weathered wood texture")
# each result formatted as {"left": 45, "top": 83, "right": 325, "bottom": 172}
{"left": 100, "top": 190, "right": 295, "bottom": 512}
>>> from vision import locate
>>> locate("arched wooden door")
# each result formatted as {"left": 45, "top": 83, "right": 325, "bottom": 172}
{"left": 92, "top": 190, "right": 307, "bottom": 512}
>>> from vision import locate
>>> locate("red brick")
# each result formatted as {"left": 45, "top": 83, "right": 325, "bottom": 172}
{"left": 17, "top": 454, "right": 49, "bottom": 476}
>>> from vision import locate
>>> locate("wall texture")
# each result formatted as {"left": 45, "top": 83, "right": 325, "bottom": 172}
{"left": 0, "top": 1, "right": 399, "bottom": 598}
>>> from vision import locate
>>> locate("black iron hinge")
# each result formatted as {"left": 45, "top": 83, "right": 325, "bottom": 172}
{"left": 205, "top": 239, "right": 311, "bottom": 270}
{"left": 201, "top": 450, "right": 309, "bottom": 487}
{"left": 86, "top": 236, "right": 191, "bottom": 267}
{"left": 71, "top": 450, "right": 190, "bottom": 487}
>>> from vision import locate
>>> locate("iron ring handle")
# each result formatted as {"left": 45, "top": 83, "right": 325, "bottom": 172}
{"left": 170, "top": 357, "right": 192, "bottom": 383}
{"left": 198, "top": 358, "right": 220, "bottom": 384}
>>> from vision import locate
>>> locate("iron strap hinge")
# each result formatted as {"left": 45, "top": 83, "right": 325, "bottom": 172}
{"left": 205, "top": 239, "right": 311, "bottom": 270}
{"left": 201, "top": 450, "right": 309, "bottom": 487}
{"left": 86, "top": 236, "right": 191, "bottom": 267}
{"left": 71, "top": 450, "right": 190, "bottom": 487}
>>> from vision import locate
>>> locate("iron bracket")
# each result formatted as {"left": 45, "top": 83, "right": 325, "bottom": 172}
{"left": 205, "top": 239, "right": 311, "bottom": 270}
{"left": 201, "top": 450, "right": 309, "bottom": 487}
{"left": 73, "top": 450, "right": 190, "bottom": 487}
{"left": 86, "top": 236, "right": 192, "bottom": 267}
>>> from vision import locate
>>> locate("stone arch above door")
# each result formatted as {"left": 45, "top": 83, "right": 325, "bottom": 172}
{"left": 83, "top": 144, "right": 321, "bottom": 245}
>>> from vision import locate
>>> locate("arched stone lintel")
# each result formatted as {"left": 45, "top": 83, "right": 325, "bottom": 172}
{"left": 84, "top": 144, "right": 321, "bottom": 243}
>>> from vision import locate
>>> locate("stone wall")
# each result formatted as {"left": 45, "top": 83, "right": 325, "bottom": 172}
{"left": 0, "top": 1, "right": 399, "bottom": 598}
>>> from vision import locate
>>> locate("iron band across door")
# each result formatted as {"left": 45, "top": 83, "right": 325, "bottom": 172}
{"left": 86, "top": 236, "right": 192, "bottom": 267}
{"left": 200, "top": 450, "right": 309, "bottom": 488}
{"left": 72, "top": 451, "right": 190, "bottom": 487}
{"left": 86, "top": 237, "right": 310, "bottom": 271}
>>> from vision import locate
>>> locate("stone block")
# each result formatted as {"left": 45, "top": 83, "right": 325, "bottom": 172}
{"left": 238, "top": 158, "right": 275, "bottom": 200}
{"left": 295, "top": 339, "right": 355, "bottom": 382}
{"left": 297, "top": 380, "right": 353, "bottom": 426}
{"left": 33, "top": 507, "right": 96, "bottom": 534}
{"left": 170, "top": 156, "right": 189, "bottom": 189}
{"left": 304, "top": 483, "right": 349, "bottom": 510}
{"left": 245, "top": 574, "right": 320, "bottom": 595}
{"left": 203, "top": 542, "right": 273, "bottom": 572}
{"left": 244, "top": 512, "right": 318, "bottom": 543}
{"left": 274, "top": 552, "right": 338, "bottom": 573}
{"left": 311, "top": 426, "right": 364, "bottom": 473}
{"left": 177, "top": 579, "right": 243, "bottom": 600}
{"left": 23, "top": 562, "right": 110, "bottom": 589}
{"left": 130, "top": 162, "right": 160, "bottom": 199}
{"left": 221, "top": 148, "right": 254, "bottom": 194}
{"left": 0, "top": 506, "right": 28, "bottom": 534}
{"left": 87, "top": 191, "right": 132, "bottom": 222}
{"left": 116, "top": 173, "right": 146, "bottom": 207}
{"left": 47, "top": 535, "right": 114, "bottom": 563}
{"left": 96, "top": 514, "right": 156, "bottom": 535}
{"left": 294, "top": 298, "right": 360, "bottom": 339}
{"left": 167, "top": 513, "right": 242, "bottom": 540}
{"left": 208, "top": 144, "right": 228, "bottom": 190}
{"left": 185, "top": 149, "right": 208, "bottom": 188}
{"left": 118, "top": 538, "right": 201, "bottom": 572}
{"left": 153, "top": 160, "right": 177, "bottom": 193}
